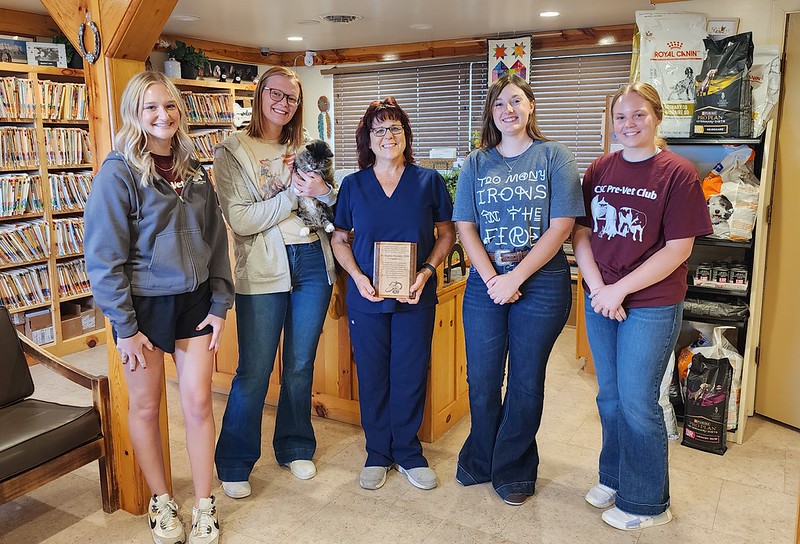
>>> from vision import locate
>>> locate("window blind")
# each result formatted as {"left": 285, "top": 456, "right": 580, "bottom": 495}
{"left": 529, "top": 51, "right": 632, "bottom": 174}
{"left": 333, "top": 61, "right": 487, "bottom": 171}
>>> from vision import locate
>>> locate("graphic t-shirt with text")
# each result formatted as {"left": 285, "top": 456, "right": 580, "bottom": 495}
{"left": 577, "top": 150, "right": 713, "bottom": 307}
{"left": 452, "top": 140, "right": 584, "bottom": 253}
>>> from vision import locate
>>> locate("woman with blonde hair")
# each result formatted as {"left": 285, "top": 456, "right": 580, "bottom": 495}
{"left": 573, "top": 81, "right": 711, "bottom": 530}
{"left": 85, "top": 70, "right": 233, "bottom": 544}
{"left": 214, "top": 66, "right": 337, "bottom": 496}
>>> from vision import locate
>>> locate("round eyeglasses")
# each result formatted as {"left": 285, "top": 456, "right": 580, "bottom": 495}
{"left": 263, "top": 87, "right": 301, "bottom": 107}
{"left": 371, "top": 125, "right": 404, "bottom": 138}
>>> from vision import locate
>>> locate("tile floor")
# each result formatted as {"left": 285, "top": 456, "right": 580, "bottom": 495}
{"left": 1, "top": 329, "right": 798, "bottom": 544}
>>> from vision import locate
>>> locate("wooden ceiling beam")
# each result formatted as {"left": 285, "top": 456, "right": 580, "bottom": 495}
{"left": 158, "top": 34, "right": 284, "bottom": 66}
{"left": 0, "top": 8, "right": 57, "bottom": 37}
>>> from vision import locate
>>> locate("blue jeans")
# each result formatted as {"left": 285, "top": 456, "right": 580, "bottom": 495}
{"left": 215, "top": 241, "right": 332, "bottom": 481}
{"left": 583, "top": 295, "right": 683, "bottom": 516}
{"left": 457, "top": 252, "right": 571, "bottom": 500}
{"left": 348, "top": 308, "right": 435, "bottom": 469}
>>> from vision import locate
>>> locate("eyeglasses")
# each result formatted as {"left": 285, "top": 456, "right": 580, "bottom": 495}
{"left": 263, "top": 87, "right": 301, "bottom": 107}
{"left": 371, "top": 125, "right": 404, "bottom": 138}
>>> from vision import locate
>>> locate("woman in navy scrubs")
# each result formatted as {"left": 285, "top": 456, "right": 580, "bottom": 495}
{"left": 331, "top": 97, "right": 455, "bottom": 491}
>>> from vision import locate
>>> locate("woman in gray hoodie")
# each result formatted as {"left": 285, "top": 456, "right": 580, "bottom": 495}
{"left": 212, "top": 67, "right": 337, "bottom": 498}
{"left": 84, "top": 71, "right": 233, "bottom": 544}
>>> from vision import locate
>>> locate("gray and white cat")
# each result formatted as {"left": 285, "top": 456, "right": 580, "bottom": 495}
{"left": 293, "top": 139, "right": 336, "bottom": 237}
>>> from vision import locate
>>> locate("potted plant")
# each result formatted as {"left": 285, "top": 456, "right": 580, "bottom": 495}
{"left": 52, "top": 33, "right": 82, "bottom": 69}
{"left": 168, "top": 40, "right": 208, "bottom": 80}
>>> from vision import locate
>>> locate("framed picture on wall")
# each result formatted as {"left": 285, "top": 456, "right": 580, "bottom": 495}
{"left": 26, "top": 42, "right": 67, "bottom": 67}
{"left": 0, "top": 37, "right": 30, "bottom": 63}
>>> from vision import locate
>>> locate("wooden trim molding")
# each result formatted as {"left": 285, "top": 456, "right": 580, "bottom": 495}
{"left": 0, "top": 8, "right": 57, "bottom": 37}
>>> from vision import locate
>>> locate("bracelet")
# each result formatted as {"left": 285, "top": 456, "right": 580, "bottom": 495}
{"left": 484, "top": 274, "right": 498, "bottom": 284}
{"left": 421, "top": 262, "right": 437, "bottom": 276}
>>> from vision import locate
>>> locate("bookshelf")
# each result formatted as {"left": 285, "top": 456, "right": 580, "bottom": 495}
{"left": 170, "top": 77, "right": 255, "bottom": 166}
{"left": 0, "top": 61, "right": 102, "bottom": 356}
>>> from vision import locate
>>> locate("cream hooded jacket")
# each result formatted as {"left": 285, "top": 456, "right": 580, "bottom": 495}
{"left": 212, "top": 133, "right": 337, "bottom": 294}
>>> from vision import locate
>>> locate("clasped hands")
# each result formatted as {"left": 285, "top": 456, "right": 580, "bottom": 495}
{"left": 589, "top": 283, "right": 628, "bottom": 321}
{"left": 486, "top": 273, "right": 522, "bottom": 305}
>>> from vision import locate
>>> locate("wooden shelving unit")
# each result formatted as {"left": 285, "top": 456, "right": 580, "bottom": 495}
{"left": 0, "top": 61, "right": 103, "bottom": 356}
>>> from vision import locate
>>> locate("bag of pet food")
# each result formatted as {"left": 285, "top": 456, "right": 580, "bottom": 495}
{"left": 692, "top": 32, "right": 754, "bottom": 137}
{"left": 701, "top": 145, "right": 759, "bottom": 241}
{"left": 750, "top": 46, "right": 781, "bottom": 138}
{"left": 636, "top": 11, "right": 707, "bottom": 138}
{"left": 681, "top": 352, "right": 733, "bottom": 455}
{"left": 689, "top": 326, "right": 744, "bottom": 430}
{"left": 660, "top": 352, "right": 680, "bottom": 440}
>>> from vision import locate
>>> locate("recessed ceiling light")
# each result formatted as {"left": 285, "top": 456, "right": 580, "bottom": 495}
{"left": 409, "top": 23, "right": 432, "bottom": 30}
{"left": 296, "top": 19, "right": 321, "bottom": 25}
{"left": 287, "top": 36, "right": 304, "bottom": 41}
{"left": 599, "top": 36, "right": 617, "bottom": 45}
{"left": 539, "top": 11, "right": 560, "bottom": 17}
{"left": 171, "top": 14, "right": 200, "bottom": 22}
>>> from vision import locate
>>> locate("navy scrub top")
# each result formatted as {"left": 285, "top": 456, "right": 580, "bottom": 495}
{"left": 334, "top": 163, "right": 453, "bottom": 314}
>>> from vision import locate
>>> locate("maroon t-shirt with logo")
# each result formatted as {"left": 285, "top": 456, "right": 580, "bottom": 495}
{"left": 576, "top": 150, "right": 713, "bottom": 308}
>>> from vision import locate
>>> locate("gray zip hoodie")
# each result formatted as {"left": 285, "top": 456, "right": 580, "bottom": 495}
{"left": 84, "top": 151, "right": 234, "bottom": 339}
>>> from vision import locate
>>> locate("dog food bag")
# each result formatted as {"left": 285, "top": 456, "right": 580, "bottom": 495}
{"left": 701, "top": 145, "right": 759, "bottom": 241}
{"left": 682, "top": 351, "right": 733, "bottom": 455}
{"left": 750, "top": 46, "right": 781, "bottom": 138}
{"left": 690, "top": 326, "right": 744, "bottom": 430}
{"left": 660, "top": 352, "right": 680, "bottom": 440}
{"left": 692, "top": 32, "right": 755, "bottom": 137}
{"left": 636, "top": 11, "right": 707, "bottom": 138}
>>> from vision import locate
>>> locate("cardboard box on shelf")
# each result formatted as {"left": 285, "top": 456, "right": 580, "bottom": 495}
{"left": 11, "top": 311, "right": 26, "bottom": 334}
{"left": 25, "top": 309, "right": 54, "bottom": 345}
{"left": 60, "top": 302, "right": 83, "bottom": 339}
{"left": 80, "top": 298, "right": 98, "bottom": 332}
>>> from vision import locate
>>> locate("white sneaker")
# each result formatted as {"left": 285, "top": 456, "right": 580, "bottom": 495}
{"left": 359, "top": 466, "right": 389, "bottom": 490}
{"left": 148, "top": 493, "right": 185, "bottom": 544}
{"left": 286, "top": 459, "right": 317, "bottom": 480}
{"left": 188, "top": 496, "right": 219, "bottom": 544}
{"left": 585, "top": 483, "right": 616, "bottom": 508}
{"left": 602, "top": 506, "right": 673, "bottom": 531}
{"left": 221, "top": 480, "right": 251, "bottom": 499}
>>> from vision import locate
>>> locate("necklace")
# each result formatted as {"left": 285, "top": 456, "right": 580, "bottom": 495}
{"left": 498, "top": 140, "right": 533, "bottom": 172}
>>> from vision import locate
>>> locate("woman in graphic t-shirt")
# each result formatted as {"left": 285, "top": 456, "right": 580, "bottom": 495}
{"left": 572, "top": 81, "right": 712, "bottom": 531}
{"left": 452, "top": 73, "right": 584, "bottom": 506}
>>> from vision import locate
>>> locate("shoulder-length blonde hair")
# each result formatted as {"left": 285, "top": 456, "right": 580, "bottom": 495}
{"left": 480, "top": 73, "right": 548, "bottom": 150}
{"left": 610, "top": 81, "right": 668, "bottom": 150}
{"left": 246, "top": 66, "right": 304, "bottom": 148}
{"left": 114, "top": 70, "right": 198, "bottom": 187}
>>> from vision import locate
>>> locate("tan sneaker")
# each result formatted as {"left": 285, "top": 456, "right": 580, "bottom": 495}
{"left": 188, "top": 496, "right": 219, "bottom": 544}
{"left": 148, "top": 493, "right": 185, "bottom": 544}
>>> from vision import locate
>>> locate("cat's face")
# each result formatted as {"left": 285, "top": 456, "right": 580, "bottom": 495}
{"left": 295, "top": 140, "right": 333, "bottom": 174}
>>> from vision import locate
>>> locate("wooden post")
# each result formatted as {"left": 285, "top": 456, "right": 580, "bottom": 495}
{"left": 41, "top": 0, "right": 178, "bottom": 515}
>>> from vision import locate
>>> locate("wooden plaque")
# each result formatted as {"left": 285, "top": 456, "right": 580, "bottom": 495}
{"left": 373, "top": 241, "right": 417, "bottom": 298}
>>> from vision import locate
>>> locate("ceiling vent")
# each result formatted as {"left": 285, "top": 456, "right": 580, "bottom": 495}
{"left": 321, "top": 14, "right": 362, "bottom": 24}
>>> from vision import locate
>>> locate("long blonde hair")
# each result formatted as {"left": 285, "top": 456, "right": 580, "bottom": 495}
{"left": 610, "top": 81, "right": 668, "bottom": 150}
{"left": 480, "top": 73, "right": 548, "bottom": 150}
{"left": 246, "top": 66, "right": 304, "bottom": 148}
{"left": 114, "top": 71, "right": 198, "bottom": 187}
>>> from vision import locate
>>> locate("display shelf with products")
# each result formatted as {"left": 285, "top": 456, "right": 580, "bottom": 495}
{"left": 0, "top": 61, "right": 103, "bottom": 356}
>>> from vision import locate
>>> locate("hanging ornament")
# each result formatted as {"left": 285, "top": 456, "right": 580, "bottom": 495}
{"left": 317, "top": 96, "right": 331, "bottom": 140}
{"left": 77, "top": 12, "right": 101, "bottom": 64}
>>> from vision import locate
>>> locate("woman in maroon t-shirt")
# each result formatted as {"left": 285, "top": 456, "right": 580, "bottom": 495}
{"left": 572, "top": 82, "right": 712, "bottom": 531}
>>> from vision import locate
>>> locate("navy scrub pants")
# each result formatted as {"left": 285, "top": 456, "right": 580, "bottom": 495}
{"left": 348, "top": 307, "right": 436, "bottom": 469}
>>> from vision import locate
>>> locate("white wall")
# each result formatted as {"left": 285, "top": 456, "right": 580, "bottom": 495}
{"left": 653, "top": 0, "right": 800, "bottom": 46}
{"left": 295, "top": 65, "right": 335, "bottom": 146}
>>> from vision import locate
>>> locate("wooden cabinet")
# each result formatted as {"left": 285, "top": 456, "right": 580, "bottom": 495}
{"left": 207, "top": 270, "right": 469, "bottom": 443}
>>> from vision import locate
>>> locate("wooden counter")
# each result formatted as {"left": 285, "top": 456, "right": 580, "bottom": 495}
{"left": 198, "top": 266, "right": 469, "bottom": 443}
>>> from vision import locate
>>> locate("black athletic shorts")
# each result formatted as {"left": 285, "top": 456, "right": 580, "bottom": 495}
{"left": 113, "top": 280, "right": 213, "bottom": 353}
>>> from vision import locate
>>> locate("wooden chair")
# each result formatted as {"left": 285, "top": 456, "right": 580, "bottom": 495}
{"left": 0, "top": 306, "right": 118, "bottom": 512}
